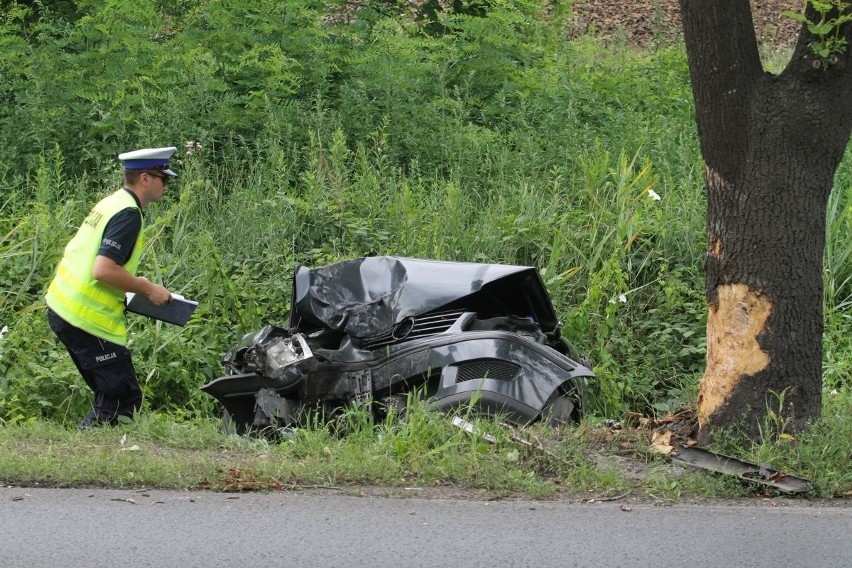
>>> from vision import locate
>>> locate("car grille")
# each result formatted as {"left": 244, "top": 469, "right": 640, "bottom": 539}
{"left": 456, "top": 359, "right": 521, "bottom": 383}
{"left": 359, "top": 309, "right": 467, "bottom": 350}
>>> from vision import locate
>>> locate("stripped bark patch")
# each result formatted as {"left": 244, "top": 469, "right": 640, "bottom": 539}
{"left": 709, "top": 235, "right": 723, "bottom": 258}
{"left": 698, "top": 283, "right": 771, "bottom": 424}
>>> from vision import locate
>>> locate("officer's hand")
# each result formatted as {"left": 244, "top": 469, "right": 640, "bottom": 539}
{"left": 146, "top": 283, "right": 172, "bottom": 306}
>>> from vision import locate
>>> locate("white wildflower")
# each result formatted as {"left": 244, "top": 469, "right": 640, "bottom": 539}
{"left": 618, "top": 293, "right": 628, "bottom": 303}
{"left": 0, "top": 325, "right": 7, "bottom": 360}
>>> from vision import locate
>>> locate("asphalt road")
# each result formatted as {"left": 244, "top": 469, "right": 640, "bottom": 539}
{"left": 1, "top": 487, "right": 849, "bottom": 567}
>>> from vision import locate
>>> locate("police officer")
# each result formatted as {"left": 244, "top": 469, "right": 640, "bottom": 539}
{"left": 45, "top": 147, "right": 177, "bottom": 429}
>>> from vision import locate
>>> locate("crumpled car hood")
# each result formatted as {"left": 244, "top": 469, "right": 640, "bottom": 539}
{"left": 290, "top": 256, "right": 560, "bottom": 339}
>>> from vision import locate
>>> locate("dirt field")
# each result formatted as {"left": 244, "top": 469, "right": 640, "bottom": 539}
{"left": 570, "top": 0, "right": 804, "bottom": 46}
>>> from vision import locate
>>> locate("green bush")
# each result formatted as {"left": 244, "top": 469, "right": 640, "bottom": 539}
{"left": 0, "top": 0, "right": 849, "bottom": 424}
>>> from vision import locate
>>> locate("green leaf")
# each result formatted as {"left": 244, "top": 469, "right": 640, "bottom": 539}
{"left": 808, "top": 22, "right": 835, "bottom": 36}
{"left": 810, "top": 0, "right": 833, "bottom": 13}
{"left": 782, "top": 10, "right": 809, "bottom": 24}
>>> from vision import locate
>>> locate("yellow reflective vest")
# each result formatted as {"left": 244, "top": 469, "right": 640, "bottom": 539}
{"left": 46, "top": 189, "right": 143, "bottom": 345}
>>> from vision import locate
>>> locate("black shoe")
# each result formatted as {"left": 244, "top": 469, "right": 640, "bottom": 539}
{"left": 77, "top": 418, "right": 99, "bottom": 431}
{"left": 77, "top": 409, "right": 100, "bottom": 431}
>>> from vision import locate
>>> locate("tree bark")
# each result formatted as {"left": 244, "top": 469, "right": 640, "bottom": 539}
{"left": 679, "top": 0, "right": 852, "bottom": 442}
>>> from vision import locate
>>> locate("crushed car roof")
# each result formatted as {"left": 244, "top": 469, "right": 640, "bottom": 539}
{"left": 290, "top": 256, "right": 561, "bottom": 339}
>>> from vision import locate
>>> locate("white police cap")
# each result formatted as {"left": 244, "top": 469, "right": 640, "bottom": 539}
{"left": 118, "top": 146, "right": 178, "bottom": 176}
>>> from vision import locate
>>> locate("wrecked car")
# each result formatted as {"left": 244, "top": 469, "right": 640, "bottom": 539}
{"left": 201, "top": 256, "right": 595, "bottom": 434}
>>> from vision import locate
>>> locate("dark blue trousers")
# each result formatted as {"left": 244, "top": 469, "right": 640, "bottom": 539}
{"left": 46, "top": 308, "right": 142, "bottom": 425}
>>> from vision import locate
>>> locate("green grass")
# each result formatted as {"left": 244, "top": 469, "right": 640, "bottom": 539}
{"left": 1, "top": 392, "right": 848, "bottom": 499}
{"left": 0, "top": 1, "right": 850, "bottom": 501}
{"left": 706, "top": 389, "right": 852, "bottom": 499}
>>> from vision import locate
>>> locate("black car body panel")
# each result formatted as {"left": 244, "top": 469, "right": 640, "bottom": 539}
{"left": 201, "top": 256, "right": 594, "bottom": 433}
{"left": 290, "top": 256, "right": 560, "bottom": 338}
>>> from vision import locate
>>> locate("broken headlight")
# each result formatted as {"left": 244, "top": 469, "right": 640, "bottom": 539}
{"left": 263, "top": 333, "right": 313, "bottom": 379}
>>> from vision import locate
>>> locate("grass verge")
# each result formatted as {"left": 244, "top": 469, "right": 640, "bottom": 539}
{"left": 2, "top": 395, "right": 848, "bottom": 501}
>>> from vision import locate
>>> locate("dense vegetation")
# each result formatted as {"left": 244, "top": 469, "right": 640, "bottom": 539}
{"left": 1, "top": 0, "right": 850, "bottom": 430}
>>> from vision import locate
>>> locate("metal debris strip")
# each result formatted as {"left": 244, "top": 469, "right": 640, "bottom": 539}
{"left": 451, "top": 416, "right": 496, "bottom": 443}
{"left": 670, "top": 446, "right": 812, "bottom": 494}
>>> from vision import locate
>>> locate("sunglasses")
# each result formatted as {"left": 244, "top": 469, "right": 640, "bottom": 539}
{"left": 147, "top": 172, "right": 169, "bottom": 184}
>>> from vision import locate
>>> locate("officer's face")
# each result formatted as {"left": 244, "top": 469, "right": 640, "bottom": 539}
{"left": 145, "top": 172, "right": 169, "bottom": 201}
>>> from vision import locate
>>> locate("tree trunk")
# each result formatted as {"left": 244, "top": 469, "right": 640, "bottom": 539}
{"left": 679, "top": 0, "right": 852, "bottom": 442}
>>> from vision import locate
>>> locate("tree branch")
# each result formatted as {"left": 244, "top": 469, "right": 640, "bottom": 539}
{"left": 787, "top": 1, "right": 852, "bottom": 75}
{"left": 679, "top": 0, "right": 763, "bottom": 180}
